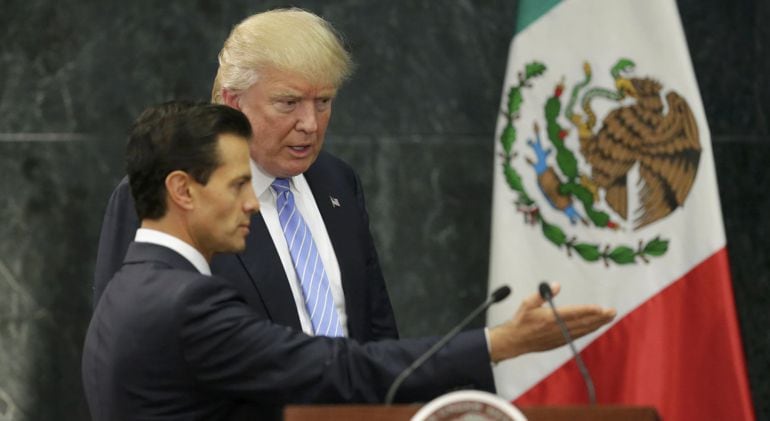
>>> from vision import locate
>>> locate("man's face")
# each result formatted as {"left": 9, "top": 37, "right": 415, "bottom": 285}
{"left": 189, "top": 134, "right": 259, "bottom": 258}
{"left": 229, "top": 67, "right": 336, "bottom": 178}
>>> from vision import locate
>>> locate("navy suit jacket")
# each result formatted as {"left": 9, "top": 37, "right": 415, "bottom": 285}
{"left": 93, "top": 151, "right": 398, "bottom": 342}
{"left": 82, "top": 242, "right": 494, "bottom": 420}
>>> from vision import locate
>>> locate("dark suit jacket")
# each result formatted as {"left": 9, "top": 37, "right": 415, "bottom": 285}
{"left": 93, "top": 151, "right": 398, "bottom": 342}
{"left": 82, "top": 242, "right": 494, "bottom": 421}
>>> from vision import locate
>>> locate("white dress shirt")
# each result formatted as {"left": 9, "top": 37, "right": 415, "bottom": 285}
{"left": 135, "top": 228, "right": 211, "bottom": 276}
{"left": 250, "top": 160, "right": 348, "bottom": 336}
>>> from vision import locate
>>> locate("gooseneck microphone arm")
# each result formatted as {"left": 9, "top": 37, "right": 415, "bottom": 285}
{"left": 538, "top": 282, "right": 596, "bottom": 405}
{"left": 384, "top": 285, "right": 511, "bottom": 405}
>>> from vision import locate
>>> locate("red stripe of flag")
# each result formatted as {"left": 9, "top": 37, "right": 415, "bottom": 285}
{"left": 515, "top": 248, "right": 755, "bottom": 420}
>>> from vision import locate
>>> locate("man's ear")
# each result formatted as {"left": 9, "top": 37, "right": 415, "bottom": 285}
{"left": 221, "top": 89, "right": 241, "bottom": 110}
{"left": 165, "top": 170, "right": 194, "bottom": 211}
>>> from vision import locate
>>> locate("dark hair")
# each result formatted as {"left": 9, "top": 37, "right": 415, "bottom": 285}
{"left": 125, "top": 100, "right": 252, "bottom": 220}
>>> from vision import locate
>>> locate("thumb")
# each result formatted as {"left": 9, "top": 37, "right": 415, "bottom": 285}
{"left": 522, "top": 281, "right": 561, "bottom": 310}
{"left": 549, "top": 282, "right": 561, "bottom": 298}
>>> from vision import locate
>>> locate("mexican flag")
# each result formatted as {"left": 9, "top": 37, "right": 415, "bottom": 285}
{"left": 486, "top": 0, "right": 755, "bottom": 419}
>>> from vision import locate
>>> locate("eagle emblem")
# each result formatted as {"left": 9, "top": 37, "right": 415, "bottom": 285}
{"left": 499, "top": 59, "right": 701, "bottom": 265}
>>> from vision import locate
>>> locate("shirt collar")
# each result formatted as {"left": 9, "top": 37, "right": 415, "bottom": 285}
{"left": 250, "top": 159, "right": 277, "bottom": 197}
{"left": 134, "top": 228, "right": 211, "bottom": 275}
{"left": 250, "top": 159, "right": 301, "bottom": 197}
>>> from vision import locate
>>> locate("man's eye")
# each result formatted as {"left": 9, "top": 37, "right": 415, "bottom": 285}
{"left": 316, "top": 98, "right": 332, "bottom": 111}
{"left": 275, "top": 100, "right": 297, "bottom": 111}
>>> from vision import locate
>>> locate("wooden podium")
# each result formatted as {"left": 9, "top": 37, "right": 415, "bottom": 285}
{"left": 284, "top": 404, "right": 660, "bottom": 421}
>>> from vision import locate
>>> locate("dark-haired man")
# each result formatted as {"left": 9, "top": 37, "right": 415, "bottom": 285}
{"left": 82, "top": 101, "right": 615, "bottom": 420}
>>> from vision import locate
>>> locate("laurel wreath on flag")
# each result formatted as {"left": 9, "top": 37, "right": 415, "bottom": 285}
{"left": 499, "top": 61, "right": 668, "bottom": 266}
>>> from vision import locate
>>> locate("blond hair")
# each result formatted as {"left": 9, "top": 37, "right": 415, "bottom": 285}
{"left": 212, "top": 8, "right": 353, "bottom": 103}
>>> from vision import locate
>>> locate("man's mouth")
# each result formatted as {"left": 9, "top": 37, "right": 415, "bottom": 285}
{"left": 286, "top": 145, "right": 314, "bottom": 158}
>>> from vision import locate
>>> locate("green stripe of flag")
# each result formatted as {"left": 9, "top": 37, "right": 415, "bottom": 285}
{"left": 515, "top": 0, "right": 561, "bottom": 35}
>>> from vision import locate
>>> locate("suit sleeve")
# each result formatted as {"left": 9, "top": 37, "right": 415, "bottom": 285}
{"left": 179, "top": 277, "right": 494, "bottom": 405}
{"left": 93, "top": 177, "right": 139, "bottom": 307}
{"left": 351, "top": 169, "right": 400, "bottom": 341}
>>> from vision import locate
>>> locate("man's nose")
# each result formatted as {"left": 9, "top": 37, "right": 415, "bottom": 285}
{"left": 294, "top": 101, "right": 318, "bottom": 133}
{"left": 244, "top": 185, "right": 260, "bottom": 214}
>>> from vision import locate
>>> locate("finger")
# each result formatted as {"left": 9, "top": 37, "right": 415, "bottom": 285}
{"left": 569, "top": 320, "right": 608, "bottom": 339}
{"left": 564, "top": 311, "right": 616, "bottom": 337}
{"left": 521, "top": 288, "right": 546, "bottom": 310}
{"left": 527, "top": 281, "right": 561, "bottom": 308}
{"left": 553, "top": 304, "right": 605, "bottom": 321}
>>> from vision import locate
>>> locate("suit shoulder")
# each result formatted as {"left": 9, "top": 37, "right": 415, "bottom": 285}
{"left": 147, "top": 266, "right": 237, "bottom": 301}
{"left": 163, "top": 271, "right": 250, "bottom": 320}
{"left": 111, "top": 175, "right": 132, "bottom": 199}
{"left": 313, "top": 150, "right": 356, "bottom": 175}
{"left": 179, "top": 272, "right": 241, "bottom": 301}
{"left": 114, "top": 260, "right": 237, "bottom": 305}
{"left": 307, "top": 151, "right": 362, "bottom": 192}
{"left": 102, "top": 175, "right": 135, "bottom": 214}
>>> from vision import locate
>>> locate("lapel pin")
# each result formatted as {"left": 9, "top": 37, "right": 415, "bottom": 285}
{"left": 329, "top": 196, "right": 341, "bottom": 208}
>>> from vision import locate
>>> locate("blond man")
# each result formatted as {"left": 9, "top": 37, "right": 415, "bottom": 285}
{"left": 94, "top": 9, "right": 398, "bottom": 342}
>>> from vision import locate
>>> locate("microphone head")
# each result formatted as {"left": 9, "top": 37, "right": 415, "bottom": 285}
{"left": 491, "top": 285, "right": 511, "bottom": 303}
{"left": 538, "top": 282, "right": 553, "bottom": 300}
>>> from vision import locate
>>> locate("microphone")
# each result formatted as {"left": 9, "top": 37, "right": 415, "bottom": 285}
{"left": 538, "top": 282, "right": 596, "bottom": 405}
{"left": 384, "top": 285, "right": 511, "bottom": 405}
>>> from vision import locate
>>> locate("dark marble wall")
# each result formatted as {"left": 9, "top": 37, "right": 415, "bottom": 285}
{"left": 680, "top": 0, "right": 770, "bottom": 418}
{"left": 0, "top": 1, "right": 766, "bottom": 420}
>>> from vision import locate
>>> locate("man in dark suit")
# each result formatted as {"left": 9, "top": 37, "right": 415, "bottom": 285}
{"left": 82, "top": 101, "right": 615, "bottom": 420}
{"left": 93, "top": 8, "right": 396, "bottom": 342}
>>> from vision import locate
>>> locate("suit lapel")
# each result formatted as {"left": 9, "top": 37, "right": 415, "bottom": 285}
{"left": 237, "top": 212, "right": 302, "bottom": 329}
{"left": 225, "top": 152, "right": 364, "bottom": 336}
{"left": 304, "top": 154, "right": 366, "bottom": 339}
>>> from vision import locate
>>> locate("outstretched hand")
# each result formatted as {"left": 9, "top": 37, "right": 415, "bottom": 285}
{"left": 489, "top": 283, "right": 616, "bottom": 363}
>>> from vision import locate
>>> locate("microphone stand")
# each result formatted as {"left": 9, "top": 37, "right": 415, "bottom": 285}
{"left": 384, "top": 286, "right": 511, "bottom": 405}
{"left": 539, "top": 282, "right": 596, "bottom": 405}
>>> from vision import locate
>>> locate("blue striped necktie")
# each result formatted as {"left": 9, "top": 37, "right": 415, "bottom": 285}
{"left": 272, "top": 178, "right": 343, "bottom": 337}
